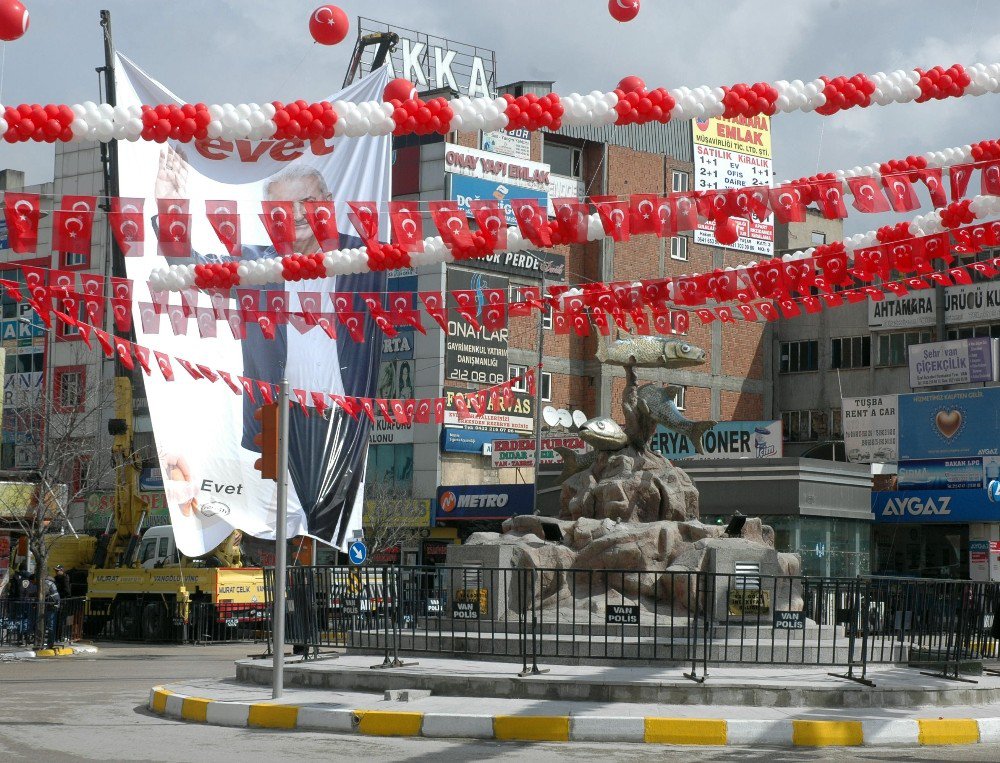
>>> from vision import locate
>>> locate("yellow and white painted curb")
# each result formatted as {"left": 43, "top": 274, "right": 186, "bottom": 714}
{"left": 1, "top": 644, "right": 97, "bottom": 660}
{"left": 147, "top": 686, "right": 1000, "bottom": 747}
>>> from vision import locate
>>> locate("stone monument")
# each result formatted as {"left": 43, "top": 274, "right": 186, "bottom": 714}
{"left": 447, "top": 334, "right": 802, "bottom": 620}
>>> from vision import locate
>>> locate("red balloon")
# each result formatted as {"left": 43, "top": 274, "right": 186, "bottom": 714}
{"left": 608, "top": 0, "right": 640, "bottom": 22}
{"left": 384, "top": 78, "right": 416, "bottom": 102}
{"left": 714, "top": 218, "right": 739, "bottom": 246}
{"left": 308, "top": 5, "right": 349, "bottom": 46}
{"left": 0, "top": 0, "right": 28, "bottom": 42}
{"left": 618, "top": 75, "right": 645, "bottom": 93}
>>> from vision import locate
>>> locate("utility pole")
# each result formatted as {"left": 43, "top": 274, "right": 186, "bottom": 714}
{"left": 272, "top": 379, "right": 290, "bottom": 698}
{"left": 531, "top": 273, "right": 546, "bottom": 515}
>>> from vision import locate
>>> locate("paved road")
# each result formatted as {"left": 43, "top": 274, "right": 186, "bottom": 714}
{"left": 1, "top": 643, "right": 999, "bottom": 762}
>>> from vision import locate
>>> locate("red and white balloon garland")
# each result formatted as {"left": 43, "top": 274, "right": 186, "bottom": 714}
{"left": 3, "top": 61, "right": 1000, "bottom": 143}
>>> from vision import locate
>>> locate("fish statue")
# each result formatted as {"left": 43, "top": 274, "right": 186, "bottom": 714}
{"left": 637, "top": 384, "right": 717, "bottom": 455}
{"left": 578, "top": 417, "right": 629, "bottom": 451}
{"left": 552, "top": 447, "right": 597, "bottom": 482}
{"left": 595, "top": 334, "right": 706, "bottom": 369}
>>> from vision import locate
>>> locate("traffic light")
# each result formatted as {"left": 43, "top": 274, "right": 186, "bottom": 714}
{"left": 253, "top": 403, "right": 279, "bottom": 481}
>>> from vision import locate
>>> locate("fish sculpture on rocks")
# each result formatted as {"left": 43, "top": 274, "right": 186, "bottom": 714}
{"left": 577, "top": 417, "right": 629, "bottom": 451}
{"left": 636, "top": 384, "right": 717, "bottom": 455}
{"left": 595, "top": 334, "right": 706, "bottom": 369}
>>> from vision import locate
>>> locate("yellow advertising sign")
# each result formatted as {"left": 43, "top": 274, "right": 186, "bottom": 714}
{"left": 692, "top": 115, "right": 772, "bottom": 159}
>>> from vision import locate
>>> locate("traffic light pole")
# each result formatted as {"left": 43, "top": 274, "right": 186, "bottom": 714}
{"left": 272, "top": 378, "right": 290, "bottom": 699}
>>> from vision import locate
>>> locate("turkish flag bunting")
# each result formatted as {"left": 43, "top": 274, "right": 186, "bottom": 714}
{"left": 951, "top": 226, "right": 983, "bottom": 255}
{"left": 225, "top": 308, "right": 247, "bottom": 340}
{"left": 419, "top": 292, "right": 448, "bottom": 331}
{"left": 4, "top": 192, "right": 40, "bottom": 253}
{"left": 432, "top": 398, "right": 446, "bottom": 424}
{"left": 916, "top": 168, "right": 947, "bottom": 208}
{"left": 949, "top": 267, "right": 973, "bottom": 285}
{"left": 852, "top": 246, "right": 891, "bottom": 282}
{"left": 111, "top": 298, "right": 132, "bottom": 332}
{"left": 196, "top": 364, "right": 219, "bottom": 383}
{"left": 388, "top": 291, "right": 424, "bottom": 334}
{"left": 157, "top": 212, "right": 192, "bottom": 257}
{"left": 881, "top": 174, "right": 921, "bottom": 212}
{"left": 510, "top": 199, "right": 552, "bottom": 247}
{"left": 883, "top": 281, "right": 909, "bottom": 297}
{"left": 52, "top": 195, "right": 96, "bottom": 255}
{"left": 552, "top": 198, "right": 589, "bottom": 243}
{"left": 778, "top": 299, "right": 801, "bottom": 318}
{"left": 195, "top": 307, "right": 217, "bottom": 338}
{"left": 206, "top": 200, "right": 241, "bottom": 256}
{"left": 813, "top": 179, "right": 848, "bottom": 219}
{"left": 22, "top": 266, "right": 48, "bottom": 302}
{"left": 390, "top": 399, "right": 411, "bottom": 426}
{"left": 179, "top": 288, "right": 200, "bottom": 317}
{"left": 111, "top": 276, "right": 132, "bottom": 301}
{"left": 749, "top": 260, "right": 785, "bottom": 299}
{"left": 697, "top": 189, "right": 729, "bottom": 223}
{"left": 166, "top": 305, "right": 188, "bottom": 335}
{"left": 822, "top": 292, "right": 845, "bottom": 307}
{"left": 154, "top": 351, "right": 174, "bottom": 381}
{"left": 217, "top": 370, "right": 241, "bottom": 395}
{"left": 260, "top": 201, "right": 296, "bottom": 255}
{"left": 846, "top": 176, "right": 891, "bottom": 213}
{"left": 109, "top": 197, "right": 145, "bottom": 257}
{"left": 452, "top": 393, "right": 471, "bottom": 420}
{"left": 256, "top": 311, "right": 278, "bottom": 340}
{"left": 133, "top": 345, "right": 152, "bottom": 376}
{"left": 629, "top": 194, "right": 660, "bottom": 235}
{"left": 756, "top": 302, "right": 779, "bottom": 321}
{"left": 591, "top": 195, "right": 630, "bottom": 241}
{"left": 949, "top": 164, "right": 974, "bottom": 201}
{"left": 330, "top": 292, "right": 354, "bottom": 314}
{"left": 146, "top": 281, "right": 169, "bottom": 314}
{"left": 266, "top": 290, "right": 290, "bottom": 321}
{"left": 314, "top": 313, "right": 337, "bottom": 340}
{"left": 981, "top": 160, "right": 1000, "bottom": 195}
{"left": 469, "top": 199, "right": 507, "bottom": 250}
{"left": 79, "top": 273, "right": 103, "bottom": 297}
{"left": 93, "top": 328, "right": 114, "bottom": 358}
{"left": 591, "top": 308, "right": 612, "bottom": 335}
{"left": 347, "top": 202, "right": 380, "bottom": 244}
{"left": 451, "top": 290, "right": 482, "bottom": 330}
{"left": 257, "top": 381, "right": 275, "bottom": 405}
{"left": 716, "top": 306, "right": 736, "bottom": 323}
{"left": 630, "top": 310, "right": 652, "bottom": 335}
{"left": 802, "top": 296, "right": 823, "bottom": 314}
{"left": 0, "top": 278, "right": 22, "bottom": 302}
{"left": 525, "top": 368, "right": 537, "bottom": 396}
{"left": 610, "top": 282, "right": 642, "bottom": 311}
{"left": 139, "top": 303, "right": 160, "bottom": 334}
{"left": 388, "top": 201, "right": 424, "bottom": 252}
{"left": 971, "top": 260, "right": 999, "bottom": 278}
{"left": 359, "top": 292, "right": 388, "bottom": 319}
{"left": 310, "top": 391, "right": 329, "bottom": 416}
{"left": 303, "top": 201, "right": 339, "bottom": 251}
{"left": 736, "top": 304, "right": 757, "bottom": 321}
{"left": 904, "top": 276, "right": 931, "bottom": 290}
{"left": 333, "top": 395, "right": 359, "bottom": 420}
{"left": 48, "top": 269, "right": 74, "bottom": 296}
{"left": 238, "top": 376, "right": 257, "bottom": 402}
{"left": 338, "top": 311, "right": 366, "bottom": 342}
{"left": 430, "top": 202, "right": 474, "bottom": 250}
{"left": 768, "top": 184, "right": 807, "bottom": 223}
{"left": 695, "top": 308, "right": 716, "bottom": 324}
{"left": 673, "top": 275, "right": 706, "bottom": 306}
{"left": 413, "top": 398, "right": 431, "bottom": 425}
{"left": 287, "top": 312, "right": 311, "bottom": 335}
{"left": 297, "top": 292, "right": 322, "bottom": 324}
{"left": 671, "top": 192, "right": 701, "bottom": 232}
{"left": 293, "top": 389, "right": 310, "bottom": 415}
{"left": 175, "top": 358, "right": 203, "bottom": 380}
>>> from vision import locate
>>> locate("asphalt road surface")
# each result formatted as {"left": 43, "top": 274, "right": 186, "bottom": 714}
{"left": 1, "top": 643, "right": 999, "bottom": 762}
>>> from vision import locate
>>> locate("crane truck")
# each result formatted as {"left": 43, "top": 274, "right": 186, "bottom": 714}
{"left": 46, "top": 377, "right": 267, "bottom": 641}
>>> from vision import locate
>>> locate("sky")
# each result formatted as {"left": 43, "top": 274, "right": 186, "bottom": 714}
{"left": 1, "top": 0, "right": 998, "bottom": 235}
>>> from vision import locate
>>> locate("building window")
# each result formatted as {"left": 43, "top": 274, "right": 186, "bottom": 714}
{"left": 672, "top": 385, "right": 686, "bottom": 411}
{"left": 670, "top": 236, "right": 688, "bottom": 261}
{"left": 946, "top": 324, "right": 1000, "bottom": 340}
{"left": 544, "top": 141, "right": 582, "bottom": 178}
{"left": 781, "top": 410, "right": 825, "bottom": 442}
{"left": 509, "top": 365, "right": 551, "bottom": 401}
{"left": 71, "top": 455, "right": 92, "bottom": 497}
{"left": 811, "top": 231, "right": 826, "bottom": 246}
{"left": 830, "top": 408, "right": 843, "bottom": 439}
{"left": 831, "top": 336, "right": 871, "bottom": 369}
{"left": 61, "top": 251, "right": 90, "bottom": 270}
{"left": 540, "top": 372, "right": 552, "bottom": 402}
{"left": 877, "top": 330, "right": 933, "bottom": 367}
{"left": 671, "top": 170, "right": 690, "bottom": 193}
{"left": 54, "top": 366, "right": 86, "bottom": 413}
{"left": 779, "top": 340, "right": 818, "bottom": 373}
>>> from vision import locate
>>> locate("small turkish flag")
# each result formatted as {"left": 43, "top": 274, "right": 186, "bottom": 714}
{"left": 238, "top": 376, "right": 257, "bottom": 402}
{"left": 133, "top": 346, "right": 152, "bottom": 376}
{"left": 629, "top": 194, "right": 659, "bottom": 235}
{"left": 451, "top": 290, "right": 482, "bottom": 330}
{"left": 388, "top": 201, "right": 424, "bottom": 252}
{"left": 338, "top": 312, "right": 365, "bottom": 342}
{"left": 196, "top": 365, "right": 219, "bottom": 383}
{"left": 767, "top": 184, "right": 807, "bottom": 223}
{"left": 218, "top": 370, "right": 242, "bottom": 395}
{"left": 414, "top": 398, "right": 431, "bottom": 424}
{"left": 293, "top": 389, "right": 310, "bottom": 415}
{"left": 510, "top": 199, "right": 551, "bottom": 247}
{"left": 812, "top": 178, "right": 847, "bottom": 219}
{"left": 846, "top": 176, "right": 891, "bottom": 213}
{"left": 109, "top": 197, "right": 145, "bottom": 257}
{"left": 154, "top": 352, "right": 174, "bottom": 381}
{"left": 391, "top": 399, "right": 412, "bottom": 426}
{"left": 949, "top": 164, "right": 974, "bottom": 202}
{"left": 881, "top": 174, "right": 920, "bottom": 212}
{"left": 303, "top": 201, "right": 339, "bottom": 251}
{"left": 225, "top": 308, "right": 247, "bottom": 340}
{"left": 112, "top": 298, "right": 132, "bottom": 332}
{"left": 206, "top": 200, "right": 241, "bottom": 256}
{"left": 917, "top": 168, "right": 947, "bottom": 208}
{"left": 419, "top": 291, "right": 448, "bottom": 331}
{"left": 4, "top": 192, "right": 40, "bottom": 253}
{"left": 311, "top": 391, "right": 329, "bottom": 416}
{"left": 552, "top": 198, "right": 589, "bottom": 243}
{"left": 53, "top": 195, "right": 96, "bottom": 255}
{"left": 470, "top": 199, "right": 507, "bottom": 250}
{"left": 139, "top": 303, "right": 160, "bottom": 334}
{"left": 257, "top": 311, "right": 278, "bottom": 340}
{"left": 167, "top": 305, "right": 188, "bottom": 336}
{"left": 347, "top": 202, "right": 380, "bottom": 244}
{"left": 432, "top": 398, "right": 446, "bottom": 424}
{"left": 257, "top": 382, "right": 276, "bottom": 405}
{"left": 591, "top": 196, "right": 630, "bottom": 241}
{"left": 695, "top": 308, "right": 716, "bottom": 325}
{"left": 93, "top": 328, "right": 114, "bottom": 358}
{"left": 261, "top": 201, "right": 297, "bottom": 255}
{"left": 431, "top": 202, "right": 474, "bottom": 250}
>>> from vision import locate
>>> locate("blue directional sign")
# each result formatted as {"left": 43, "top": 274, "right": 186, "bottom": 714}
{"left": 989, "top": 480, "right": 1000, "bottom": 504}
{"left": 348, "top": 540, "right": 368, "bottom": 565}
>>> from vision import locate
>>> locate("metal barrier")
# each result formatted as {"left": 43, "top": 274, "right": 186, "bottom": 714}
{"left": 1, "top": 596, "right": 86, "bottom": 648}
{"left": 82, "top": 597, "right": 269, "bottom": 644}
{"left": 263, "top": 566, "right": 1000, "bottom": 684}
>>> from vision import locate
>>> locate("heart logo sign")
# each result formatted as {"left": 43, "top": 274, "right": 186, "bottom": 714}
{"left": 935, "top": 409, "right": 962, "bottom": 439}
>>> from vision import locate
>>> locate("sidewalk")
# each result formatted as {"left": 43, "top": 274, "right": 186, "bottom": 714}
{"left": 148, "top": 656, "right": 1000, "bottom": 747}
{"left": 0, "top": 643, "right": 98, "bottom": 660}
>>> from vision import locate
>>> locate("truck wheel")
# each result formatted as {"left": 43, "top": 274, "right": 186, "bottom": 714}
{"left": 142, "top": 602, "right": 167, "bottom": 641}
{"left": 111, "top": 599, "right": 140, "bottom": 640}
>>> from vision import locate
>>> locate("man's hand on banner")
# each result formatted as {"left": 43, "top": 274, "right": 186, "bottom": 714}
{"left": 155, "top": 145, "right": 189, "bottom": 200}
{"left": 163, "top": 452, "right": 199, "bottom": 517}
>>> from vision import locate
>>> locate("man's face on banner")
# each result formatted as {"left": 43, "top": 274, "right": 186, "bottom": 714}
{"left": 267, "top": 172, "right": 330, "bottom": 253}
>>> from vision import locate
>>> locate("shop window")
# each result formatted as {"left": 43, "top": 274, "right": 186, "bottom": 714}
{"left": 544, "top": 141, "right": 582, "bottom": 178}
{"left": 877, "top": 330, "right": 932, "bottom": 367}
{"left": 670, "top": 236, "right": 688, "bottom": 261}
{"left": 779, "top": 340, "right": 818, "bottom": 373}
{"left": 830, "top": 336, "right": 870, "bottom": 369}
{"left": 671, "top": 170, "right": 690, "bottom": 193}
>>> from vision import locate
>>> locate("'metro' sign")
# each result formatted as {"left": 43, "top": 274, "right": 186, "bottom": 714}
{"left": 349, "top": 18, "right": 497, "bottom": 98}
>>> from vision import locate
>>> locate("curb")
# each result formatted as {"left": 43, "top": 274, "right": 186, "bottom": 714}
{"left": 1, "top": 644, "right": 98, "bottom": 661}
{"left": 146, "top": 686, "right": 1000, "bottom": 747}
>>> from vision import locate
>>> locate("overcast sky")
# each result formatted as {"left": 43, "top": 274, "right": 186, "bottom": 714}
{"left": 1, "top": 0, "right": 998, "bottom": 234}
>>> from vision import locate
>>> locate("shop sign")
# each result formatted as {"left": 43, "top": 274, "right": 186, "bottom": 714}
{"left": 650, "top": 420, "right": 781, "bottom": 460}
{"left": 481, "top": 128, "right": 530, "bottom": 160}
{"left": 897, "top": 457, "right": 995, "bottom": 491}
{"left": 491, "top": 435, "right": 588, "bottom": 468}
{"left": 727, "top": 589, "right": 770, "bottom": 616}
{"left": 435, "top": 484, "right": 533, "bottom": 520}
{"left": 898, "top": 387, "right": 1000, "bottom": 460}
{"left": 442, "top": 385, "right": 532, "bottom": 433}
{"left": 445, "top": 142, "right": 550, "bottom": 192}
{"left": 444, "top": 268, "right": 509, "bottom": 387}
{"left": 441, "top": 427, "right": 517, "bottom": 454}
{"left": 449, "top": 172, "right": 547, "bottom": 226}
{"left": 868, "top": 291, "right": 937, "bottom": 330}
{"left": 873, "top": 489, "right": 1000, "bottom": 523}
{"left": 467, "top": 248, "right": 567, "bottom": 282}
{"left": 841, "top": 395, "right": 899, "bottom": 464}
{"left": 908, "top": 337, "right": 998, "bottom": 388}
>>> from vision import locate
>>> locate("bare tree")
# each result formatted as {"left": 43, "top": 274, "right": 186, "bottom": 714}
{"left": 362, "top": 477, "right": 427, "bottom": 565}
{"left": 0, "top": 351, "right": 127, "bottom": 648}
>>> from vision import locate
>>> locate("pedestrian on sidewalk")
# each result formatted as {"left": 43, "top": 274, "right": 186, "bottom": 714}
{"left": 42, "top": 573, "right": 61, "bottom": 648}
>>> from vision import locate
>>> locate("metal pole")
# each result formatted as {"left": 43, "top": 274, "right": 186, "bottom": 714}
{"left": 531, "top": 273, "right": 546, "bottom": 514}
{"left": 272, "top": 379, "right": 290, "bottom": 699}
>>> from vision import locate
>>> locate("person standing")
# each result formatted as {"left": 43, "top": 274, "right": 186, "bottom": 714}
{"left": 53, "top": 565, "right": 71, "bottom": 598}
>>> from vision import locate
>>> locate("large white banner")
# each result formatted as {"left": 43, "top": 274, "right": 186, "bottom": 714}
{"left": 842, "top": 395, "right": 899, "bottom": 464}
{"left": 115, "top": 54, "right": 390, "bottom": 556}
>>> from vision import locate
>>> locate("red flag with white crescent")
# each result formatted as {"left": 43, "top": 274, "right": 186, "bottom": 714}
{"left": 880, "top": 174, "right": 920, "bottom": 212}
{"left": 347, "top": 201, "right": 380, "bottom": 244}
{"left": 206, "top": 200, "right": 241, "bottom": 256}
{"left": 846, "top": 176, "right": 891, "bottom": 214}
{"left": 260, "top": 201, "right": 297, "bottom": 255}
{"left": 53, "top": 195, "right": 96, "bottom": 255}
{"left": 468, "top": 200, "right": 507, "bottom": 251}
{"left": 109, "top": 197, "right": 145, "bottom": 257}
{"left": 388, "top": 201, "right": 424, "bottom": 252}
{"left": 629, "top": 194, "right": 659, "bottom": 236}
{"left": 916, "top": 168, "right": 947, "bottom": 208}
{"left": 303, "top": 201, "right": 339, "bottom": 251}
{"left": 591, "top": 195, "right": 630, "bottom": 241}
{"left": 551, "top": 198, "right": 589, "bottom": 243}
{"left": 949, "top": 164, "right": 974, "bottom": 201}
{"left": 4, "top": 192, "right": 40, "bottom": 253}
{"left": 430, "top": 202, "right": 474, "bottom": 250}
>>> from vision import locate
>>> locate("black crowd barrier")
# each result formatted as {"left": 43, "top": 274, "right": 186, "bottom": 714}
{"left": 263, "top": 566, "right": 1000, "bottom": 683}
{"left": 0, "top": 596, "right": 86, "bottom": 648}
{"left": 80, "top": 597, "right": 270, "bottom": 644}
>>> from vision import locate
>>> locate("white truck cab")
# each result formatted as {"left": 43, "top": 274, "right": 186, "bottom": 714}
{"left": 137, "top": 526, "right": 178, "bottom": 569}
